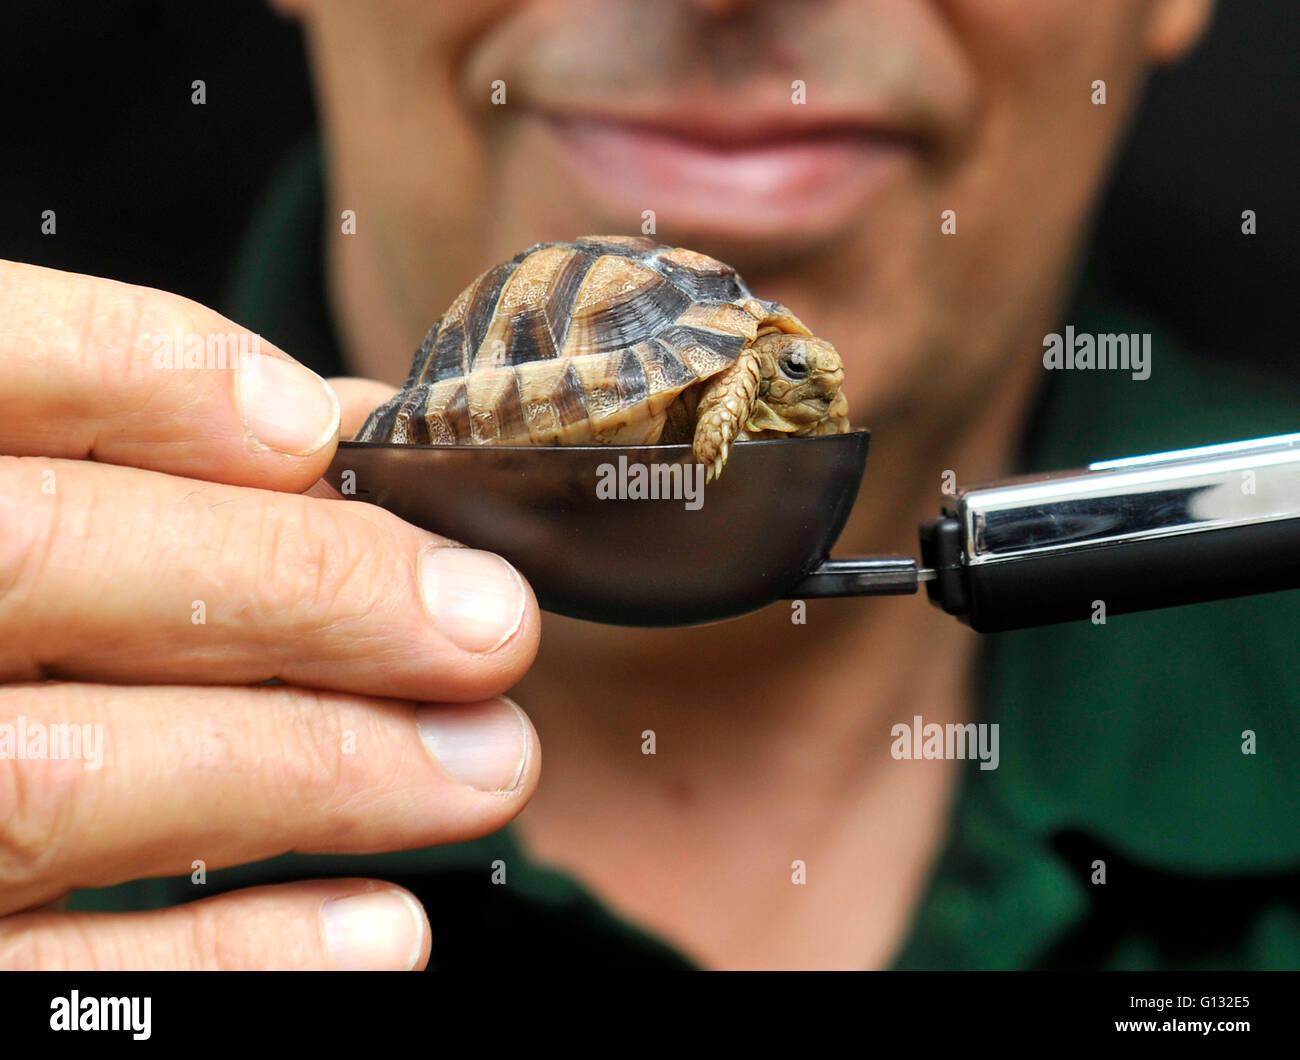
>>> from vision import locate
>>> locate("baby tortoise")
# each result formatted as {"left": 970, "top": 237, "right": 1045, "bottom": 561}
{"left": 357, "top": 235, "right": 850, "bottom": 480}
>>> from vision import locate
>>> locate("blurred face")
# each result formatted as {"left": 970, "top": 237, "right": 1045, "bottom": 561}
{"left": 289, "top": 0, "right": 1210, "bottom": 436}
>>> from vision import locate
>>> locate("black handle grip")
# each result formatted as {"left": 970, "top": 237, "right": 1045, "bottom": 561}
{"left": 921, "top": 515, "right": 1300, "bottom": 632}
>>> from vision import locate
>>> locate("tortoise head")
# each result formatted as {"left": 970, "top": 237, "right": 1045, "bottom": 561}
{"left": 746, "top": 333, "right": 849, "bottom": 436}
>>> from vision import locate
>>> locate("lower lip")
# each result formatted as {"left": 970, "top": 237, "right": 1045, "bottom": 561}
{"left": 541, "top": 115, "right": 913, "bottom": 241}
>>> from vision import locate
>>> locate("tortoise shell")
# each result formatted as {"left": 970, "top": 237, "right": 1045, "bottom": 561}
{"left": 356, "top": 235, "right": 811, "bottom": 446}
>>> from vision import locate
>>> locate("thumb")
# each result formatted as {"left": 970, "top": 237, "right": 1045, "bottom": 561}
{"left": 328, "top": 376, "right": 401, "bottom": 440}
{"left": 302, "top": 377, "right": 400, "bottom": 500}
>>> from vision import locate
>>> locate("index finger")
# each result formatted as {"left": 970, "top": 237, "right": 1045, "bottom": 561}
{"left": 0, "top": 259, "right": 341, "bottom": 492}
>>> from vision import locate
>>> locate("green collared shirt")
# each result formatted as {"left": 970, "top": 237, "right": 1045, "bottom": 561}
{"left": 71, "top": 141, "right": 1300, "bottom": 969}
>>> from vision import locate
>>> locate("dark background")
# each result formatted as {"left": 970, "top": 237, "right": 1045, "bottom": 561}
{"left": 2, "top": 0, "right": 1297, "bottom": 383}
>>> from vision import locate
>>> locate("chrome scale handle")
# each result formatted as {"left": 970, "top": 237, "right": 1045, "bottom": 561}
{"left": 919, "top": 431, "right": 1300, "bottom": 632}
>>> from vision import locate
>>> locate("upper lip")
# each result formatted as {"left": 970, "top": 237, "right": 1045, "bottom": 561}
{"left": 542, "top": 107, "right": 917, "bottom": 150}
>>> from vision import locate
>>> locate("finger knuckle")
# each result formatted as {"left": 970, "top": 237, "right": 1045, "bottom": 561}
{"left": 0, "top": 695, "right": 87, "bottom": 891}
{"left": 184, "top": 898, "right": 238, "bottom": 970}
{"left": 0, "top": 909, "right": 107, "bottom": 971}
{"left": 256, "top": 688, "right": 360, "bottom": 819}
{"left": 182, "top": 893, "right": 313, "bottom": 970}
{"left": 0, "top": 458, "right": 62, "bottom": 617}
{"left": 0, "top": 927, "right": 36, "bottom": 969}
{"left": 0, "top": 921, "right": 53, "bottom": 969}
{"left": 248, "top": 496, "right": 410, "bottom": 630}
{"left": 0, "top": 460, "right": 137, "bottom": 681}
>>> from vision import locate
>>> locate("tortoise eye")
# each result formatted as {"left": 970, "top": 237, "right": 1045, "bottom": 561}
{"left": 780, "top": 354, "right": 810, "bottom": 381}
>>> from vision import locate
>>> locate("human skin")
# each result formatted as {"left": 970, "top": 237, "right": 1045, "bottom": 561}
{"left": 0, "top": 263, "right": 543, "bottom": 969}
{"left": 0, "top": 0, "right": 1211, "bottom": 969}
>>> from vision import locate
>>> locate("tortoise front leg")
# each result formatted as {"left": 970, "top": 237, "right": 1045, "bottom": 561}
{"left": 658, "top": 389, "right": 698, "bottom": 445}
{"left": 691, "top": 349, "right": 762, "bottom": 482}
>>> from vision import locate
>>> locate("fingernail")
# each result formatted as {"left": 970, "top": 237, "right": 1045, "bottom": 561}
{"left": 237, "top": 356, "right": 340, "bottom": 455}
{"left": 419, "top": 547, "right": 526, "bottom": 653}
{"left": 417, "top": 697, "right": 529, "bottom": 792}
{"left": 322, "top": 889, "right": 424, "bottom": 971}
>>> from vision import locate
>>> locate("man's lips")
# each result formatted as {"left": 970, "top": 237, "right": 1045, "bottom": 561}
{"left": 538, "top": 112, "right": 916, "bottom": 241}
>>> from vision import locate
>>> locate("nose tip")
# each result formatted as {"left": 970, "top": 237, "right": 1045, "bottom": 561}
{"left": 817, "top": 369, "right": 844, "bottom": 397}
